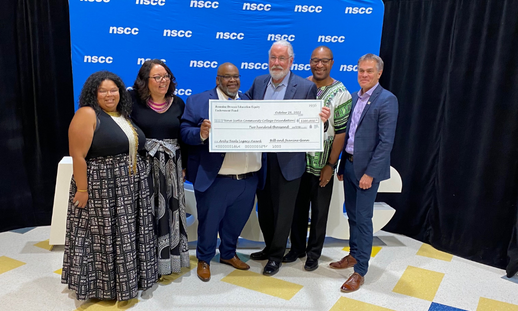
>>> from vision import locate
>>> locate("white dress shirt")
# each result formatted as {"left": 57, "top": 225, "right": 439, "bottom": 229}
{"left": 216, "top": 87, "right": 262, "bottom": 175}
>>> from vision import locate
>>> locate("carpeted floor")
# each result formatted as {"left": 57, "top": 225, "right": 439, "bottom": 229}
{"left": 0, "top": 226, "right": 517, "bottom": 311}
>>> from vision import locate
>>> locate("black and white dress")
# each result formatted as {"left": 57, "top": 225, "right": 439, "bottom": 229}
{"left": 131, "top": 91, "right": 190, "bottom": 275}
{"left": 61, "top": 111, "right": 158, "bottom": 301}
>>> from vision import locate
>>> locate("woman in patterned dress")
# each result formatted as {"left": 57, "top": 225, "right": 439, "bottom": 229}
{"left": 61, "top": 71, "right": 158, "bottom": 301}
{"left": 130, "top": 60, "right": 190, "bottom": 275}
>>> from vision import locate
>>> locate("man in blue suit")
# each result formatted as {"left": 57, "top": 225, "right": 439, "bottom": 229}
{"left": 181, "top": 63, "right": 262, "bottom": 282}
{"left": 246, "top": 40, "right": 330, "bottom": 276}
{"left": 330, "top": 54, "right": 398, "bottom": 292}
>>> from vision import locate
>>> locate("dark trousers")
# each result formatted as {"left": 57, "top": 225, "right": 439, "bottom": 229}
{"left": 344, "top": 159, "right": 379, "bottom": 276}
{"left": 194, "top": 174, "right": 258, "bottom": 263}
{"left": 257, "top": 153, "right": 302, "bottom": 262}
{"left": 290, "top": 171, "right": 334, "bottom": 260}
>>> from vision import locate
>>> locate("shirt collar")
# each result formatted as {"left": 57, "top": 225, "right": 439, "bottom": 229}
{"left": 358, "top": 82, "right": 379, "bottom": 99}
{"left": 268, "top": 71, "right": 291, "bottom": 88}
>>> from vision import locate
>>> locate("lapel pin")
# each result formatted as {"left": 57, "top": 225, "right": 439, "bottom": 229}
{"left": 367, "top": 101, "right": 371, "bottom": 105}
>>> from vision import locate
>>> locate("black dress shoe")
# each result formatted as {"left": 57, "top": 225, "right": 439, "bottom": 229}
{"left": 263, "top": 260, "right": 281, "bottom": 276}
{"left": 304, "top": 258, "right": 319, "bottom": 271}
{"left": 250, "top": 250, "right": 269, "bottom": 260}
{"left": 282, "top": 251, "right": 306, "bottom": 263}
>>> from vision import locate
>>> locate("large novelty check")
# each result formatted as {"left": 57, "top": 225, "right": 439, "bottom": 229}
{"left": 209, "top": 100, "right": 324, "bottom": 152}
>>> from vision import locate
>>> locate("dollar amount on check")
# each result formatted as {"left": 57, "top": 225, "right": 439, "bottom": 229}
{"left": 209, "top": 100, "right": 324, "bottom": 152}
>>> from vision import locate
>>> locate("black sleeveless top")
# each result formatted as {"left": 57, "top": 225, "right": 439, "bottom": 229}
{"left": 86, "top": 111, "right": 146, "bottom": 159}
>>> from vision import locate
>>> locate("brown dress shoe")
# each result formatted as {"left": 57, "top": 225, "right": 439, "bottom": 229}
{"left": 340, "top": 272, "right": 364, "bottom": 293}
{"left": 197, "top": 260, "right": 211, "bottom": 282}
{"left": 220, "top": 255, "right": 250, "bottom": 270}
{"left": 329, "top": 254, "right": 357, "bottom": 269}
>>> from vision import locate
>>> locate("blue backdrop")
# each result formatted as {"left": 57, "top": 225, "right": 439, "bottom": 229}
{"left": 69, "top": 0, "right": 384, "bottom": 108}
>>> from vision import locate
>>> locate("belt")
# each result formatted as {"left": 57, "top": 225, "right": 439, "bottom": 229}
{"left": 345, "top": 153, "right": 353, "bottom": 162}
{"left": 217, "top": 172, "right": 256, "bottom": 180}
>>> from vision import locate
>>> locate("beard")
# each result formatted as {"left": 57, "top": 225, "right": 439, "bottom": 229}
{"left": 269, "top": 65, "right": 289, "bottom": 81}
{"left": 219, "top": 85, "right": 238, "bottom": 98}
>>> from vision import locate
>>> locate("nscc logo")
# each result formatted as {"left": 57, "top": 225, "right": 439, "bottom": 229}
{"left": 318, "top": 35, "right": 345, "bottom": 43}
{"left": 294, "top": 5, "right": 322, "bottom": 13}
{"left": 242, "top": 3, "right": 271, "bottom": 11}
{"left": 174, "top": 89, "right": 192, "bottom": 96}
{"left": 190, "top": 0, "right": 218, "bottom": 8}
{"left": 241, "top": 62, "right": 269, "bottom": 70}
{"left": 344, "top": 7, "right": 373, "bottom": 14}
{"left": 291, "top": 63, "right": 311, "bottom": 71}
{"left": 136, "top": 0, "right": 165, "bottom": 5}
{"left": 163, "top": 29, "right": 192, "bottom": 37}
{"left": 340, "top": 64, "right": 358, "bottom": 72}
{"left": 84, "top": 55, "right": 113, "bottom": 63}
{"left": 80, "top": 0, "right": 110, "bottom": 2}
{"left": 216, "top": 32, "right": 244, "bottom": 40}
{"left": 190, "top": 60, "right": 218, "bottom": 68}
{"left": 109, "top": 27, "right": 139, "bottom": 35}
{"left": 267, "top": 34, "right": 295, "bottom": 41}
{"left": 137, "top": 58, "right": 166, "bottom": 65}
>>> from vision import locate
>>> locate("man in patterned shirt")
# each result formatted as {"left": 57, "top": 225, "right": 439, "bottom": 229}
{"left": 284, "top": 46, "right": 352, "bottom": 271}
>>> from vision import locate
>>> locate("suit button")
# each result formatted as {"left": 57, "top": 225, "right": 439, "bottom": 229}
{"left": 221, "top": 154, "right": 224, "bottom": 157}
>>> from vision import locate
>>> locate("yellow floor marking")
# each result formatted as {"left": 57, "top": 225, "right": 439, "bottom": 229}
{"left": 221, "top": 269, "right": 303, "bottom": 300}
{"left": 0, "top": 256, "right": 26, "bottom": 275}
{"left": 416, "top": 244, "right": 453, "bottom": 262}
{"left": 75, "top": 299, "right": 138, "bottom": 310}
{"left": 341, "top": 246, "right": 382, "bottom": 258}
{"left": 34, "top": 239, "right": 53, "bottom": 251}
{"left": 477, "top": 297, "right": 518, "bottom": 311}
{"left": 330, "top": 297, "right": 395, "bottom": 311}
{"left": 392, "top": 266, "right": 444, "bottom": 301}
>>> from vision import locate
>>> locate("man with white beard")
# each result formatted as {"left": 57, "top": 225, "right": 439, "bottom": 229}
{"left": 245, "top": 40, "right": 330, "bottom": 276}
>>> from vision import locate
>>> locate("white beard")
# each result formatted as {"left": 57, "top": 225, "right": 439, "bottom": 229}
{"left": 269, "top": 66, "right": 289, "bottom": 81}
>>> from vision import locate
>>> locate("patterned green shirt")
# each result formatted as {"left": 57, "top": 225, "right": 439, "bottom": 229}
{"left": 306, "top": 80, "right": 352, "bottom": 176}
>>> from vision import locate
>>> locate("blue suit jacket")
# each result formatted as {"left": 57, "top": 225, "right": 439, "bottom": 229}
{"left": 337, "top": 84, "right": 398, "bottom": 182}
{"left": 245, "top": 72, "right": 317, "bottom": 181}
{"left": 180, "top": 87, "right": 266, "bottom": 192}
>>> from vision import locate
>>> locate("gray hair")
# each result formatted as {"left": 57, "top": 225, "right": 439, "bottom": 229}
{"left": 358, "top": 53, "right": 384, "bottom": 71}
{"left": 269, "top": 40, "right": 295, "bottom": 59}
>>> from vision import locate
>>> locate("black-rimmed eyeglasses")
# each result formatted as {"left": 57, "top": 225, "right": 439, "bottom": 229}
{"left": 310, "top": 58, "right": 333, "bottom": 65}
{"left": 149, "top": 74, "right": 172, "bottom": 82}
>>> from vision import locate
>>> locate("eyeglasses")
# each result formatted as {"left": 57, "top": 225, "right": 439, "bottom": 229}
{"left": 149, "top": 74, "right": 172, "bottom": 82}
{"left": 98, "top": 89, "right": 119, "bottom": 96}
{"left": 270, "top": 56, "right": 290, "bottom": 63}
{"left": 310, "top": 58, "right": 333, "bottom": 65}
{"left": 217, "top": 75, "right": 241, "bottom": 80}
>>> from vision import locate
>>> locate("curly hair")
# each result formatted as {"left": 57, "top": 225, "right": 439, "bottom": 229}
{"left": 79, "top": 71, "right": 132, "bottom": 118}
{"left": 133, "top": 59, "right": 177, "bottom": 103}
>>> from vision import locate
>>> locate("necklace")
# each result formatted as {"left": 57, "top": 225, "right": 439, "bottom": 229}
{"left": 105, "top": 111, "right": 121, "bottom": 117}
{"left": 148, "top": 97, "right": 172, "bottom": 113}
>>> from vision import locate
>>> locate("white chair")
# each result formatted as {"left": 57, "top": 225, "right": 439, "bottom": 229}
{"left": 49, "top": 157, "right": 73, "bottom": 245}
{"left": 326, "top": 165, "right": 402, "bottom": 240}
{"left": 50, "top": 157, "right": 402, "bottom": 244}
